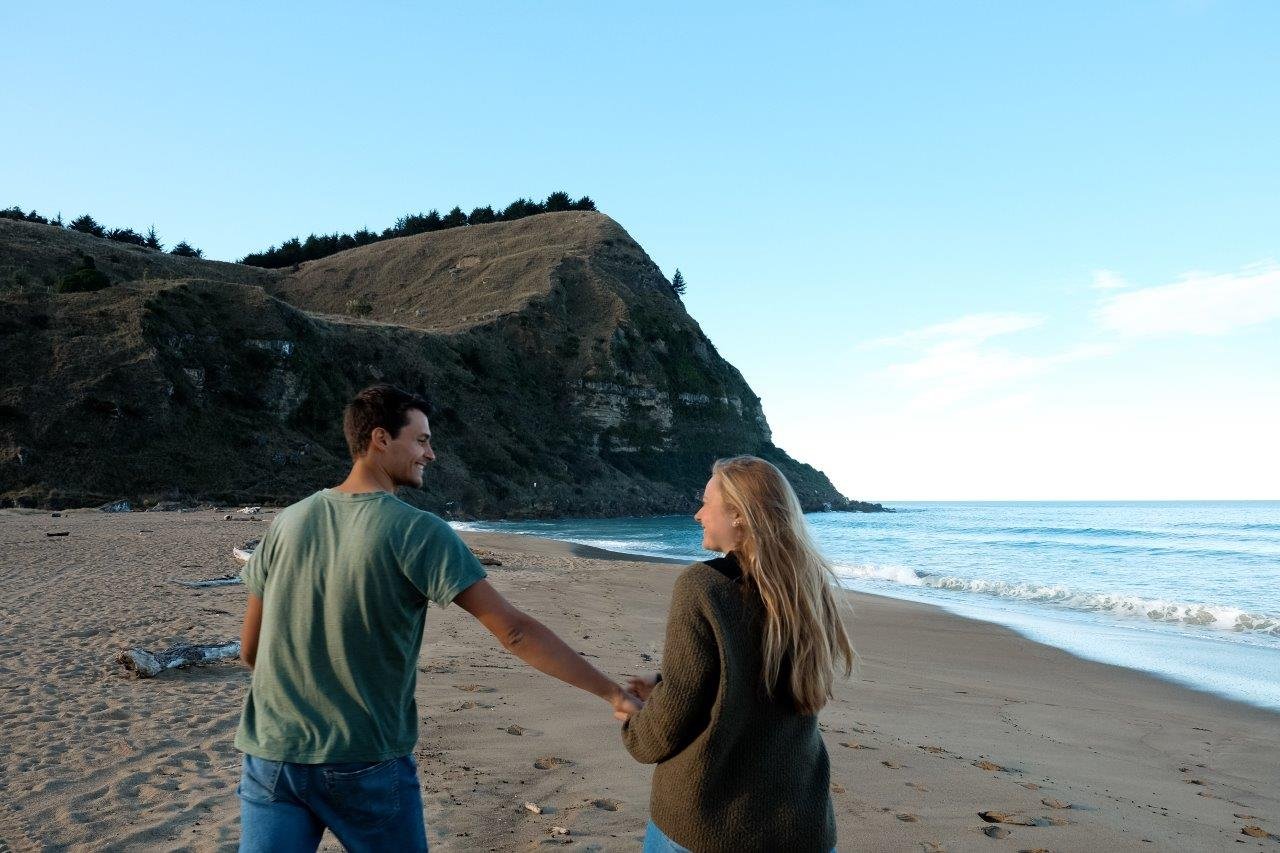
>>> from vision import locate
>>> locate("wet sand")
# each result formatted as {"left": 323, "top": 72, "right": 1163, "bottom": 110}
{"left": 1, "top": 508, "right": 1277, "bottom": 851}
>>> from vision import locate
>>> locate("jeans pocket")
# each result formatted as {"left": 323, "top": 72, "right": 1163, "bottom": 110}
{"left": 323, "top": 758, "right": 403, "bottom": 829}
{"left": 237, "top": 755, "right": 283, "bottom": 804}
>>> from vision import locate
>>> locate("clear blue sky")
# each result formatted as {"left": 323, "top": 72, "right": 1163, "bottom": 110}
{"left": 5, "top": 2, "right": 1278, "bottom": 499}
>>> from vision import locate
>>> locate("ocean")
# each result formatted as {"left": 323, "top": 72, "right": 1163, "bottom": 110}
{"left": 454, "top": 501, "right": 1280, "bottom": 712}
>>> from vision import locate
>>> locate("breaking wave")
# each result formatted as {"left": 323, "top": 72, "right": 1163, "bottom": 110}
{"left": 834, "top": 563, "right": 1280, "bottom": 637}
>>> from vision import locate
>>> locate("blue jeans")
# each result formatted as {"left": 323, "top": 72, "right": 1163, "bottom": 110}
{"left": 644, "top": 820, "right": 693, "bottom": 852}
{"left": 238, "top": 753, "right": 427, "bottom": 853}
{"left": 644, "top": 819, "right": 837, "bottom": 852}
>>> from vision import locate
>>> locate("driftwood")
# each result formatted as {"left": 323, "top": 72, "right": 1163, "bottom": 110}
{"left": 119, "top": 640, "right": 240, "bottom": 677}
{"left": 170, "top": 575, "right": 242, "bottom": 588}
{"left": 233, "top": 539, "right": 260, "bottom": 563}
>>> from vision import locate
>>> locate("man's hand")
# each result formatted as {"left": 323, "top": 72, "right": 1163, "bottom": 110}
{"left": 626, "top": 673, "right": 659, "bottom": 702}
{"left": 612, "top": 686, "right": 643, "bottom": 722}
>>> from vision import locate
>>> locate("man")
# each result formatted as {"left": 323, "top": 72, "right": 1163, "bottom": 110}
{"left": 235, "top": 384, "right": 639, "bottom": 852}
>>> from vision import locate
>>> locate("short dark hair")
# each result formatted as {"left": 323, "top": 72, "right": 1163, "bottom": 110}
{"left": 343, "top": 384, "right": 435, "bottom": 459}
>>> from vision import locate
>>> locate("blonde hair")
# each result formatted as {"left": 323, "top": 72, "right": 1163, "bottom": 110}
{"left": 712, "top": 455, "right": 855, "bottom": 715}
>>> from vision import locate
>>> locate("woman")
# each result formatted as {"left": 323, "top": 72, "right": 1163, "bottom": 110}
{"left": 621, "top": 455, "right": 854, "bottom": 852}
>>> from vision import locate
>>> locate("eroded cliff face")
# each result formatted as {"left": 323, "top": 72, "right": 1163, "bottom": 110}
{"left": 0, "top": 215, "right": 879, "bottom": 516}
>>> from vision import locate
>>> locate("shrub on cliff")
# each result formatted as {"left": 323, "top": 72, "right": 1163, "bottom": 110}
{"left": 345, "top": 296, "right": 373, "bottom": 317}
{"left": 56, "top": 255, "right": 111, "bottom": 293}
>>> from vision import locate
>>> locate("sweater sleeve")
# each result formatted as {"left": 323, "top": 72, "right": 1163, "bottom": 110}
{"left": 622, "top": 570, "right": 720, "bottom": 764}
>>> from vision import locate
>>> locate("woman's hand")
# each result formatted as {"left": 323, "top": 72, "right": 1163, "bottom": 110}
{"left": 611, "top": 685, "right": 643, "bottom": 722}
{"left": 626, "top": 673, "right": 660, "bottom": 702}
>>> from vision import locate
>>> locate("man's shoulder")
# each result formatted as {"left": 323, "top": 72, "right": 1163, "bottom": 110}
{"left": 384, "top": 496, "right": 451, "bottom": 530}
{"left": 266, "top": 491, "right": 325, "bottom": 530}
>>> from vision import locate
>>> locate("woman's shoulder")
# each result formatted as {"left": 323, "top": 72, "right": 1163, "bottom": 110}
{"left": 676, "top": 554, "right": 743, "bottom": 594}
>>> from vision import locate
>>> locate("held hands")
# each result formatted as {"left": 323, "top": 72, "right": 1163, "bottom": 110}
{"left": 627, "top": 673, "right": 660, "bottom": 702}
{"left": 610, "top": 684, "right": 644, "bottom": 723}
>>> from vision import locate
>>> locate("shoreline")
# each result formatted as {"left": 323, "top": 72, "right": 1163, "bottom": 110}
{"left": 456, "top": 517, "right": 1280, "bottom": 716}
{"left": 1, "top": 510, "right": 1277, "bottom": 850}
{"left": 469, "top": 529, "right": 1280, "bottom": 723}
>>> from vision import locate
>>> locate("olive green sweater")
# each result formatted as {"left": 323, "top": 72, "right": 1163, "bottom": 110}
{"left": 622, "top": 555, "right": 837, "bottom": 853}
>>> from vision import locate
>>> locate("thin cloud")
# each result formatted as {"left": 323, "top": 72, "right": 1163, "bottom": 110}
{"left": 860, "top": 312, "right": 1043, "bottom": 350}
{"left": 871, "top": 312, "right": 1109, "bottom": 409}
{"left": 1090, "top": 270, "right": 1129, "bottom": 291}
{"left": 1097, "top": 261, "right": 1280, "bottom": 337}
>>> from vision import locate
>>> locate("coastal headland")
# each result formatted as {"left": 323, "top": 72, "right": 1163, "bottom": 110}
{"left": 1, "top": 508, "right": 1276, "bottom": 851}
{"left": 0, "top": 213, "right": 879, "bottom": 517}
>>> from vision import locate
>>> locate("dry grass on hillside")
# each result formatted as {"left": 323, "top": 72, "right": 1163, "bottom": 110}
{"left": 271, "top": 211, "right": 628, "bottom": 333}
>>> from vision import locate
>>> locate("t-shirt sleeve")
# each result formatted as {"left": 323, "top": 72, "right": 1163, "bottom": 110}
{"left": 401, "top": 515, "right": 488, "bottom": 606}
{"left": 239, "top": 528, "right": 272, "bottom": 598}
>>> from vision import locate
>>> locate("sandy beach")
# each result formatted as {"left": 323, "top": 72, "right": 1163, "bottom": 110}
{"left": 1, "top": 507, "right": 1277, "bottom": 852}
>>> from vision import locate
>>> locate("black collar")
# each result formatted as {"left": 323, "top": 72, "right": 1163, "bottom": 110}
{"left": 704, "top": 551, "right": 743, "bottom": 581}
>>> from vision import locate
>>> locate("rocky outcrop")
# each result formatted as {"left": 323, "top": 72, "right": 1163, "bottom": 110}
{"left": 0, "top": 215, "right": 883, "bottom": 516}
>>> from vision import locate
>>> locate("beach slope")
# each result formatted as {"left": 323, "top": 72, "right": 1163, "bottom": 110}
{"left": 0, "top": 511, "right": 1276, "bottom": 851}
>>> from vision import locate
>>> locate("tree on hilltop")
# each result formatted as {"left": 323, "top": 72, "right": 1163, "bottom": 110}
{"left": 572, "top": 195, "right": 596, "bottom": 211}
{"left": 468, "top": 205, "right": 497, "bottom": 225}
{"left": 441, "top": 206, "right": 468, "bottom": 228}
{"left": 501, "top": 198, "right": 544, "bottom": 220}
{"left": 145, "top": 225, "right": 163, "bottom": 251}
{"left": 672, "top": 268, "right": 686, "bottom": 296}
{"left": 69, "top": 214, "right": 105, "bottom": 238}
{"left": 393, "top": 210, "right": 443, "bottom": 237}
{"left": 170, "top": 241, "right": 203, "bottom": 258}
{"left": 107, "top": 227, "right": 147, "bottom": 247}
{"left": 545, "top": 191, "right": 572, "bottom": 212}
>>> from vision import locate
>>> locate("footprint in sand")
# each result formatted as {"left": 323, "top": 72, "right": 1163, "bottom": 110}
{"left": 504, "top": 725, "right": 526, "bottom": 736}
{"left": 982, "top": 825, "right": 1010, "bottom": 839}
{"left": 918, "top": 745, "right": 951, "bottom": 756}
{"left": 979, "top": 811, "right": 1065, "bottom": 828}
{"left": 896, "top": 813, "right": 919, "bottom": 822}
{"left": 452, "top": 701, "right": 495, "bottom": 711}
{"left": 592, "top": 798, "right": 622, "bottom": 811}
{"left": 839, "top": 741, "right": 876, "bottom": 750}
{"left": 453, "top": 684, "right": 495, "bottom": 693}
{"left": 973, "top": 760, "right": 1008, "bottom": 772}
{"left": 1041, "top": 797, "right": 1071, "bottom": 809}
{"left": 534, "top": 756, "right": 573, "bottom": 770}
{"left": 881, "top": 761, "right": 903, "bottom": 769}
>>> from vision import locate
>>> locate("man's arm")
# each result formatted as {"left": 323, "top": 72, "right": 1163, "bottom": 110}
{"left": 240, "top": 594, "right": 263, "bottom": 669}
{"left": 454, "top": 580, "right": 638, "bottom": 716}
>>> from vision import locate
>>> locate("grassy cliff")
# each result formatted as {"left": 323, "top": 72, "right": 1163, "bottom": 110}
{"left": 0, "top": 215, "right": 882, "bottom": 516}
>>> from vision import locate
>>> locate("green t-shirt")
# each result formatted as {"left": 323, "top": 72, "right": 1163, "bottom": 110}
{"left": 234, "top": 489, "right": 486, "bottom": 763}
